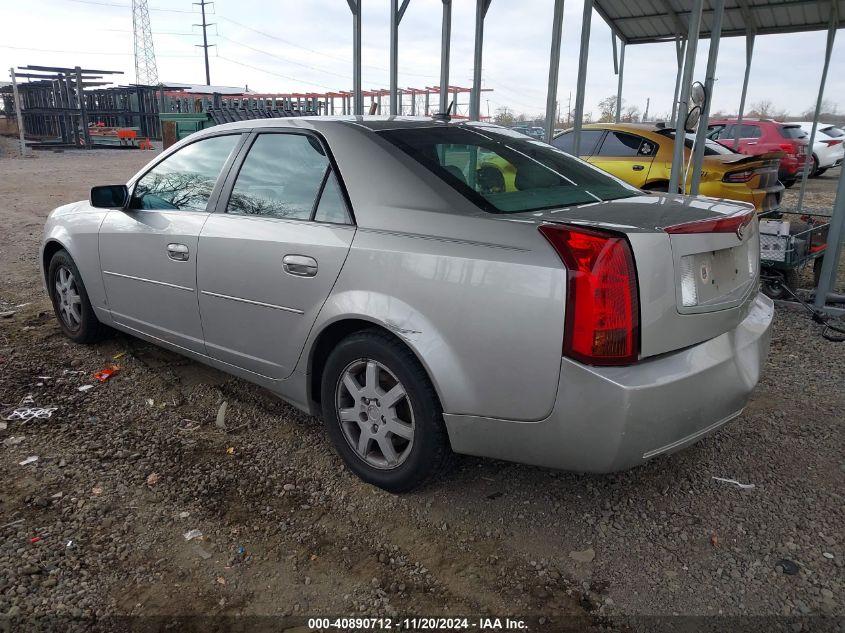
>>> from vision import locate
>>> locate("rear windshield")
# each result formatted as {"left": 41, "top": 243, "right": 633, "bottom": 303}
{"left": 822, "top": 126, "right": 844, "bottom": 138}
{"left": 658, "top": 130, "right": 735, "bottom": 155}
{"left": 377, "top": 125, "right": 639, "bottom": 214}
{"left": 779, "top": 126, "right": 807, "bottom": 139}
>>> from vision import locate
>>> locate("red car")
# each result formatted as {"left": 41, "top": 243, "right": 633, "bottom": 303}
{"left": 707, "top": 119, "right": 809, "bottom": 187}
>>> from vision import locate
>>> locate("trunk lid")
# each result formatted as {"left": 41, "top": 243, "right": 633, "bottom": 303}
{"left": 507, "top": 193, "right": 760, "bottom": 359}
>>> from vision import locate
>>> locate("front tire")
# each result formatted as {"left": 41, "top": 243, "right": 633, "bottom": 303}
{"left": 320, "top": 330, "right": 452, "bottom": 492}
{"left": 47, "top": 249, "right": 106, "bottom": 343}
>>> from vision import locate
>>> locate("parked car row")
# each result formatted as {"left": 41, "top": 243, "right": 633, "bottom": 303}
{"left": 551, "top": 122, "right": 784, "bottom": 212}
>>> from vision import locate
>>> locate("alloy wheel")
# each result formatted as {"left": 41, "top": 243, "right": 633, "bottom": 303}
{"left": 55, "top": 266, "right": 83, "bottom": 330}
{"left": 335, "top": 359, "right": 415, "bottom": 470}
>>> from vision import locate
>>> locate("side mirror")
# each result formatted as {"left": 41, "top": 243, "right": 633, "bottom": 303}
{"left": 684, "top": 106, "right": 702, "bottom": 132}
{"left": 90, "top": 185, "right": 129, "bottom": 209}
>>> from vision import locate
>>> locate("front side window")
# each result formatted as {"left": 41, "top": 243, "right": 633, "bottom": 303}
{"left": 131, "top": 134, "right": 240, "bottom": 211}
{"left": 227, "top": 133, "right": 329, "bottom": 220}
{"left": 379, "top": 125, "right": 639, "bottom": 214}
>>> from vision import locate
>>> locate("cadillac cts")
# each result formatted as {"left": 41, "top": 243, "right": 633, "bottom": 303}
{"left": 40, "top": 118, "right": 774, "bottom": 492}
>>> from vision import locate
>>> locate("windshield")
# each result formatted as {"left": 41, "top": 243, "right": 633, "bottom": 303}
{"left": 377, "top": 125, "right": 639, "bottom": 214}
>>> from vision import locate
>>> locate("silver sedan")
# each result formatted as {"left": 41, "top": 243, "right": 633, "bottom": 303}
{"left": 40, "top": 117, "right": 774, "bottom": 492}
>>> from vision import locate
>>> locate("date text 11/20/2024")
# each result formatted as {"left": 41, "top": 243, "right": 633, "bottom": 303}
{"left": 307, "top": 617, "right": 528, "bottom": 630}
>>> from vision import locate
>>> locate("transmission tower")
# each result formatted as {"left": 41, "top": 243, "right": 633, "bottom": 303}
{"left": 132, "top": 0, "right": 159, "bottom": 85}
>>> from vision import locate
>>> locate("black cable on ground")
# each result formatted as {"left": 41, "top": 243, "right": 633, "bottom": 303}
{"left": 762, "top": 274, "right": 845, "bottom": 342}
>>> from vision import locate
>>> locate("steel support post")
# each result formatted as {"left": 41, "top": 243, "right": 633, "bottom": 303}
{"left": 614, "top": 39, "right": 626, "bottom": 124}
{"left": 347, "top": 0, "right": 363, "bottom": 115}
{"left": 797, "top": 13, "right": 837, "bottom": 212}
{"left": 390, "top": 0, "right": 411, "bottom": 116}
{"left": 690, "top": 0, "right": 725, "bottom": 195}
{"left": 572, "top": 0, "right": 593, "bottom": 155}
{"left": 668, "top": 0, "right": 703, "bottom": 194}
{"left": 439, "top": 0, "right": 452, "bottom": 113}
{"left": 815, "top": 153, "right": 845, "bottom": 310}
{"left": 544, "top": 0, "right": 565, "bottom": 143}
{"left": 733, "top": 31, "right": 755, "bottom": 150}
{"left": 470, "top": 0, "right": 491, "bottom": 121}
{"left": 9, "top": 69, "right": 28, "bottom": 156}
{"left": 671, "top": 37, "right": 686, "bottom": 123}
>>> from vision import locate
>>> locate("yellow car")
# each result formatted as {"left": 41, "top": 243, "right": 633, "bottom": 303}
{"left": 551, "top": 123, "right": 784, "bottom": 212}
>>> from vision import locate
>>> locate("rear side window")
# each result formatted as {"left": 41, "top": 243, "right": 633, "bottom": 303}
{"left": 738, "top": 125, "right": 762, "bottom": 138}
{"left": 227, "top": 133, "right": 328, "bottom": 220}
{"left": 131, "top": 134, "right": 240, "bottom": 211}
{"left": 313, "top": 171, "right": 351, "bottom": 224}
{"left": 596, "top": 131, "right": 654, "bottom": 157}
{"left": 551, "top": 129, "right": 603, "bottom": 156}
{"left": 780, "top": 126, "right": 807, "bottom": 139}
{"left": 378, "top": 125, "right": 638, "bottom": 214}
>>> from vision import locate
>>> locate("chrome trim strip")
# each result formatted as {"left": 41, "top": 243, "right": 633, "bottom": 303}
{"left": 642, "top": 409, "right": 744, "bottom": 460}
{"left": 103, "top": 270, "right": 194, "bottom": 293}
{"left": 200, "top": 290, "right": 304, "bottom": 315}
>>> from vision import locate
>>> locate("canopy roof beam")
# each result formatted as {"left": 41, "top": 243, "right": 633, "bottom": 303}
{"left": 668, "top": 0, "right": 703, "bottom": 194}
{"left": 544, "top": 0, "right": 566, "bottom": 142}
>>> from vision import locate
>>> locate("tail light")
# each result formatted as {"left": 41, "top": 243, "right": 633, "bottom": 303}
{"left": 663, "top": 208, "right": 755, "bottom": 235}
{"left": 822, "top": 139, "right": 842, "bottom": 146}
{"left": 779, "top": 143, "right": 797, "bottom": 154}
{"left": 538, "top": 224, "right": 639, "bottom": 366}
{"left": 723, "top": 169, "right": 755, "bottom": 183}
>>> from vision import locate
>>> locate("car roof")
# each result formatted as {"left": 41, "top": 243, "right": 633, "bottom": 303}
{"left": 206, "top": 115, "right": 493, "bottom": 134}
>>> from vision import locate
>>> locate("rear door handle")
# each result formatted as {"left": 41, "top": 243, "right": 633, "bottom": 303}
{"left": 632, "top": 164, "right": 645, "bottom": 171}
{"left": 167, "top": 243, "right": 189, "bottom": 261}
{"left": 283, "top": 255, "right": 318, "bottom": 277}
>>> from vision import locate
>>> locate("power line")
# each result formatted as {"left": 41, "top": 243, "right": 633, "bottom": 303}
{"left": 0, "top": 43, "right": 193, "bottom": 57}
{"left": 63, "top": 0, "right": 194, "bottom": 12}
{"left": 215, "top": 56, "right": 336, "bottom": 90}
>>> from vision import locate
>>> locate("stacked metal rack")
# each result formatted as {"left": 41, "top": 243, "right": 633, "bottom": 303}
{"left": 1, "top": 65, "right": 165, "bottom": 149}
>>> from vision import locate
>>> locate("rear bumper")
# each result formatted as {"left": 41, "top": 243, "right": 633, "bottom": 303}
{"left": 444, "top": 293, "right": 774, "bottom": 473}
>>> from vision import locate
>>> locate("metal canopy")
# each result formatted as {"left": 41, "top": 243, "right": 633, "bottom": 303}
{"left": 594, "top": 0, "right": 845, "bottom": 44}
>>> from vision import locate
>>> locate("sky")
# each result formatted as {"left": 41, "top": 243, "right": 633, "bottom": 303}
{"left": 2, "top": 0, "right": 843, "bottom": 121}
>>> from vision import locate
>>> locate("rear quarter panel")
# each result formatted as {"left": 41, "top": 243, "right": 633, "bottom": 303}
{"left": 309, "top": 220, "right": 567, "bottom": 421}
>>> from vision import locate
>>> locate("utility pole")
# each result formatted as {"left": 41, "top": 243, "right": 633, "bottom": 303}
{"left": 643, "top": 97, "right": 650, "bottom": 121}
{"left": 194, "top": 0, "right": 215, "bottom": 85}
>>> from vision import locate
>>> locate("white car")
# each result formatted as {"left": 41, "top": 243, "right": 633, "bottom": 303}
{"left": 795, "top": 122, "right": 844, "bottom": 176}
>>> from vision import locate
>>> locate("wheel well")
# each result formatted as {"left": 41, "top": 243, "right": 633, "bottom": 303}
{"left": 642, "top": 180, "right": 670, "bottom": 191}
{"left": 42, "top": 240, "right": 65, "bottom": 284}
{"left": 308, "top": 319, "right": 430, "bottom": 412}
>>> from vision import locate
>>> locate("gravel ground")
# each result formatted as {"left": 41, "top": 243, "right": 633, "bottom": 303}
{"left": 0, "top": 137, "right": 843, "bottom": 631}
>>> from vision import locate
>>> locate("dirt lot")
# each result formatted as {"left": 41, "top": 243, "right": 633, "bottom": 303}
{"left": 0, "top": 136, "right": 843, "bottom": 632}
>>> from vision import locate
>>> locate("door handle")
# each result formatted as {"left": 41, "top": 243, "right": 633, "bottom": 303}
{"left": 167, "top": 243, "right": 189, "bottom": 262}
{"left": 632, "top": 164, "right": 645, "bottom": 171}
{"left": 283, "top": 255, "right": 318, "bottom": 277}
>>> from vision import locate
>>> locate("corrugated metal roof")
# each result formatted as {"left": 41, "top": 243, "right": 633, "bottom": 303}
{"left": 594, "top": 0, "right": 844, "bottom": 45}
{"left": 207, "top": 108, "right": 317, "bottom": 125}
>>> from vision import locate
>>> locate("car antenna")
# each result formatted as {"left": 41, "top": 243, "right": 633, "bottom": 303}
{"left": 432, "top": 100, "right": 454, "bottom": 122}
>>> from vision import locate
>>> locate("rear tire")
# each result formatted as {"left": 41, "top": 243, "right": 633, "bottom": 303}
{"left": 642, "top": 181, "right": 669, "bottom": 193}
{"left": 782, "top": 179, "right": 797, "bottom": 189}
{"left": 815, "top": 168, "right": 828, "bottom": 177}
{"left": 809, "top": 155, "right": 820, "bottom": 178}
{"left": 47, "top": 249, "right": 106, "bottom": 344}
{"left": 320, "top": 329, "right": 452, "bottom": 493}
